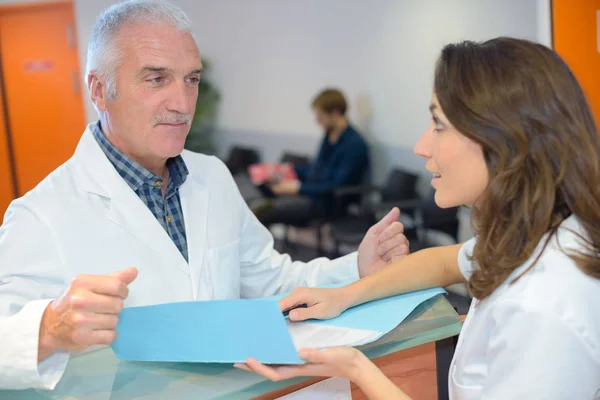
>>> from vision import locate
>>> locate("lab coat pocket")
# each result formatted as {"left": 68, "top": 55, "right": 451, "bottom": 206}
{"left": 450, "top": 367, "right": 482, "bottom": 400}
{"left": 207, "top": 240, "right": 241, "bottom": 299}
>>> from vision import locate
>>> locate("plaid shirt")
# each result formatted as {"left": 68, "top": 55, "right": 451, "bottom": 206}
{"left": 93, "top": 122, "right": 190, "bottom": 262}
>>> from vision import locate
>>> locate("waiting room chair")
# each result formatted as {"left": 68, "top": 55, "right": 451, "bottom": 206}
{"left": 225, "top": 146, "right": 260, "bottom": 176}
{"left": 400, "top": 189, "right": 459, "bottom": 252}
{"left": 329, "top": 168, "right": 420, "bottom": 257}
{"left": 279, "top": 152, "right": 370, "bottom": 256}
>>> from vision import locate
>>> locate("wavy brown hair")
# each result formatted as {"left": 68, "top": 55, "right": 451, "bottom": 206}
{"left": 434, "top": 37, "right": 600, "bottom": 300}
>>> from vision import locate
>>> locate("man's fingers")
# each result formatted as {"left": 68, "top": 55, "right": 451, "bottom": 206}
{"left": 70, "top": 328, "right": 117, "bottom": 347}
{"left": 384, "top": 247, "right": 409, "bottom": 263}
{"left": 111, "top": 267, "right": 138, "bottom": 286}
{"left": 369, "top": 208, "right": 400, "bottom": 235}
{"left": 70, "top": 291, "right": 124, "bottom": 314}
{"left": 70, "top": 312, "right": 120, "bottom": 332}
{"left": 71, "top": 275, "right": 129, "bottom": 299}
{"left": 89, "top": 329, "right": 118, "bottom": 346}
{"left": 393, "top": 245, "right": 410, "bottom": 258}
{"left": 377, "top": 235, "right": 406, "bottom": 256}
{"left": 378, "top": 221, "right": 404, "bottom": 243}
{"left": 69, "top": 267, "right": 137, "bottom": 301}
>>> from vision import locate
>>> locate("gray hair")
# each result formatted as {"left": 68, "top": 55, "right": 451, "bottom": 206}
{"left": 86, "top": 0, "right": 192, "bottom": 101}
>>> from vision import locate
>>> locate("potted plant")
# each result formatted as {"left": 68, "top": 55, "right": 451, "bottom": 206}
{"left": 185, "top": 58, "right": 220, "bottom": 154}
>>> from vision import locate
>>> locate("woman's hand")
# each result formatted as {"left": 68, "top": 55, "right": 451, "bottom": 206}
{"left": 279, "top": 287, "right": 354, "bottom": 322}
{"left": 235, "top": 347, "right": 367, "bottom": 383}
{"left": 235, "top": 348, "right": 412, "bottom": 399}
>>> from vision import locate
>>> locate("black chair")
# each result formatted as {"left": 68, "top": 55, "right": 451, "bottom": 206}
{"left": 278, "top": 154, "right": 371, "bottom": 256}
{"left": 329, "top": 168, "right": 420, "bottom": 257}
{"left": 280, "top": 152, "right": 310, "bottom": 167}
{"left": 225, "top": 146, "right": 260, "bottom": 176}
{"left": 398, "top": 189, "right": 460, "bottom": 252}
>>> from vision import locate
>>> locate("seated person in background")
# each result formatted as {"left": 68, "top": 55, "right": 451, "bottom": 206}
{"left": 252, "top": 88, "right": 369, "bottom": 226}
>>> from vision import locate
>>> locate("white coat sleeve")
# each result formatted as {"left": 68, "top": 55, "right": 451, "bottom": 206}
{"left": 0, "top": 200, "right": 70, "bottom": 390}
{"left": 481, "top": 299, "right": 600, "bottom": 399}
{"left": 225, "top": 176, "right": 359, "bottom": 299}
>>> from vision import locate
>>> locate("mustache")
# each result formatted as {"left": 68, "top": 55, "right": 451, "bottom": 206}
{"left": 153, "top": 113, "right": 192, "bottom": 125}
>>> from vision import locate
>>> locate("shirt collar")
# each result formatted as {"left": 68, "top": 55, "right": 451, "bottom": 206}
{"left": 92, "top": 121, "right": 188, "bottom": 192}
{"left": 325, "top": 124, "right": 352, "bottom": 146}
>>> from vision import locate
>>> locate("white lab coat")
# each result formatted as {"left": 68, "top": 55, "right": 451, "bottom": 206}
{"left": 0, "top": 123, "right": 359, "bottom": 390}
{"left": 450, "top": 216, "right": 600, "bottom": 399}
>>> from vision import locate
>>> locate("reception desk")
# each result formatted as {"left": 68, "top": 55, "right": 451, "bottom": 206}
{"left": 1, "top": 295, "right": 462, "bottom": 400}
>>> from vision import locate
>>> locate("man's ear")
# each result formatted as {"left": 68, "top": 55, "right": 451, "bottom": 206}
{"left": 88, "top": 72, "right": 108, "bottom": 112}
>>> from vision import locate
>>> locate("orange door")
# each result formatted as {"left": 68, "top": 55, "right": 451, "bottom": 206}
{"left": 0, "top": 77, "right": 16, "bottom": 218}
{"left": 552, "top": 0, "right": 600, "bottom": 125}
{"left": 0, "top": 2, "right": 85, "bottom": 196}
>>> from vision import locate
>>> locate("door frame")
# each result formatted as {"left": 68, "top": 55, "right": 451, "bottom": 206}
{"left": 0, "top": 0, "right": 75, "bottom": 197}
{"left": 0, "top": 1, "right": 72, "bottom": 12}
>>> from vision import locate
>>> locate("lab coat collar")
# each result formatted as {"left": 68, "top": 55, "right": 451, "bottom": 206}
{"left": 70, "top": 123, "right": 210, "bottom": 298}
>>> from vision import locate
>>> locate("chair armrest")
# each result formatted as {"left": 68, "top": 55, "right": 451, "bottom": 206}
{"left": 328, "top": 184, "right": 379, "bottom": 220}
{"left": 332, "top": 184, "right": 379, "bottom": 198}
{"left": 377, "top": 198, "right": 422, "bottom": 212}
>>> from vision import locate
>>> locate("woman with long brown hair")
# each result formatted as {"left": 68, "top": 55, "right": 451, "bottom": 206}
{"left": 236, "top": 37, "right": 600, "bottom": 399}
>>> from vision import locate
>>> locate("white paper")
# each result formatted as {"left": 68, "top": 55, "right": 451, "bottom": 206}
{"left": 276, "top": 377, "right": 352, "bottom": 400}
{"left": 287, "top": 320, "right": 383, "bottom": 350}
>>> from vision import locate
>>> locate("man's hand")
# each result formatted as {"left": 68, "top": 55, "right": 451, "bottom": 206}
{"left": 357, "top": 208, "right": 409, "bottom": 278}
{"left": 38, "top": 267, "right": 138, "bottom": 362}
{"left": 269, "top": 180, "right": 301, "bottom": 196}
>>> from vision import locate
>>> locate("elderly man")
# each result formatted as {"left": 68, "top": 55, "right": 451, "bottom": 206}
{"left": 0, "top": 0, "right": 409, "bottom": 390}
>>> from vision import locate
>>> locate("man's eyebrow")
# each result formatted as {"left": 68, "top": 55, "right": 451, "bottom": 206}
{"left": 138, "top": 65, "right": 172, "bottom": 75}
{"left": 137, "top": 66, "right": 204, "bottom": 79}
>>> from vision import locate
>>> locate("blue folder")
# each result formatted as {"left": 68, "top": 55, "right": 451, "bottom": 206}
{"left": 111, "top": 286, "right": 446, "bottom": 364}
{"left": 111, "top": 299, "right": 303, "bottom": 364}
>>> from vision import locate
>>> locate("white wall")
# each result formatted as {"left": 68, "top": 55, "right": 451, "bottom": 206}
{"left": 536, "top": 0, "right": 553, "bottom": 47}
{"left": 0, "top": 0, "right": 550, "bottom": 152}
{"left": 71, "top": 0, "right": 548, "bottom": 149}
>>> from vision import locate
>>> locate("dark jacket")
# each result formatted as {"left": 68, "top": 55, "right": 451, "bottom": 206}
{"left": 295, "top": 124, "right": 369, "bottom": 209}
